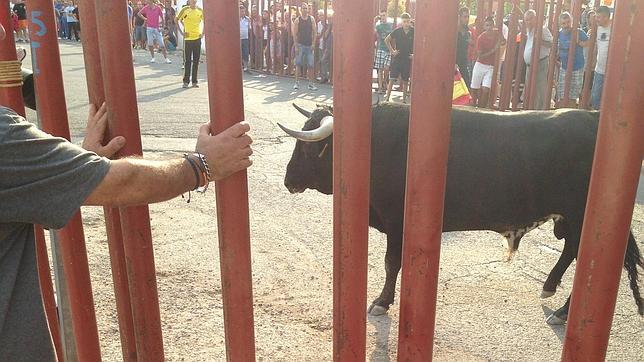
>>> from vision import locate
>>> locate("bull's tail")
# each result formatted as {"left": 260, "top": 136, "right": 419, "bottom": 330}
{"left": 624, "top": 232, "right": 644, "bottom": 316}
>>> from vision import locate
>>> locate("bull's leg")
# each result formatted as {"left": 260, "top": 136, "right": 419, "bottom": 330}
{"left": 368, "top": 229, "right": 403, "bottom": 316}
{"left": 542, "top": 228, "right": 580, "bottom": 298}
{"left": 546, "top": 295, "right": 570, "bottom": 325}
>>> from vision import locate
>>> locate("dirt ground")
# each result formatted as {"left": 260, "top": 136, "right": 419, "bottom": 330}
{"left": 24, "top": 42, "right": 644, "bottom": 361}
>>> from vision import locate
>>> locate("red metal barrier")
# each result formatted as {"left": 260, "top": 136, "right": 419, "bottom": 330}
{"left": 34, "top": 227, "right": 64, "bottom": 362}
{"left": 95, "top": 1, "right": 165, "bottom": 360}
{"left": 562, "top": 0, "right": 644, "bottom": 359}
{"left": 487, "top": 0, "right": 505, "bottom": 109}
{"left": 27, "top": 2, "right": 103, "bottom": 360}
{"left": 525, "top": 0, "right": 546, "bottom": 110}
{"left": 332, "top": 0, "right": 373, "bottom": 360}
{"left": 78, "top": 0, "right": 138, "bottom": 359}
{"left": 545, "top": 0, "right": 563, "bottom": 108}
{"left": 0, "top": 4, "right": 25, "bottom": 113}
{"left": 499, "top": 2, "right": 521, "bottom": 111}
{"left": 203, "top": 1, "right": 256, "bottom": 360}
{"left": 397, "top": 0, "right": 458, "bottom": 359}
{"left": 561, "top": 0, "right": 582, "bottom": 108}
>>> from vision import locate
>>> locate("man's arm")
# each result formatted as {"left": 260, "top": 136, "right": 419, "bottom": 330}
{"left": 311, "top": 19, "right": 317, "bottom": 45}
{"left": 385, "top": 33, "right": 398, "bottom": 56}
{"left": 82, "top": 105, "right": 253, "bottom": 207}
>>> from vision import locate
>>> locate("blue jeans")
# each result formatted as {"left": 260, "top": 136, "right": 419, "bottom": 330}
{"left": 591, "top": 72, "right": 604, "bottom": 110}
{"left": 295, "top": 45, "right": 314, "bottom": 68}
{"left": 241, "top": 39, "right": 250, "bottom": 67}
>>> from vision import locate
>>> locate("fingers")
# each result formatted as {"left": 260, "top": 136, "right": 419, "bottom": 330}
{"left": 101, "top": 136, "right": 127, "bottom": 158}
{"left": 225, "top": 121, "right": 251, "bottom": 137}
{"left": 237, "top": 134, "right": 253, "bottom": 147}
{"left": 199, "top": 123, "right": 212, "bottom": 137}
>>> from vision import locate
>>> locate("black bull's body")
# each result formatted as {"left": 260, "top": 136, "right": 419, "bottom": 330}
{"left": 283, "top": 102, "right": 643, "bottom": 321}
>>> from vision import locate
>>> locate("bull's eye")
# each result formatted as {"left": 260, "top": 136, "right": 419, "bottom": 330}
{"left": 318, "top": 143, "right": 329, "bottom": 158}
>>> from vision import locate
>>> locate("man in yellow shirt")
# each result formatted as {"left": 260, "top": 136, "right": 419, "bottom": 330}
{"left": 177, "top": 0, "right": 204, "bottom": 88}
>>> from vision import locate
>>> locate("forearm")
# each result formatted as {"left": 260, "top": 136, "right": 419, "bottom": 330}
{"left": 85, "top": 157, "right": 197, "bottom": 207}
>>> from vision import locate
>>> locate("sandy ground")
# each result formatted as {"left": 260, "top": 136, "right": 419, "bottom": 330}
{"left": 22, "top": 42, "right": 644, "bottom": 361}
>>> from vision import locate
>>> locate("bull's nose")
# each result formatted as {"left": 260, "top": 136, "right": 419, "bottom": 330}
{"left": 285, "top": 181, "right": 305, "bottom": 194}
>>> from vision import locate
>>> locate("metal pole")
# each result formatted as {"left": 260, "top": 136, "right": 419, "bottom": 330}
{"left": 203, "top": 1, "right": 256, "bottom": 360}
{"left": 487, "top": 0, "right": 505, "bottom": 109}
{"left": 562, "top": 0, "right": 644, "bottom": 359}
{"left": 0, "top": 3, "right": 25, "bottom": 113}
{"left": 397, "top": 0, "right": 458, "bottom": 359}
{"left": 27, "top": 2, "right": 102, "bottom": 360}
{"left": 499, "top": 1, "right": 520, "bottom": 111}
{"left": 79, "top": 0, "right": 138, "bottom": 359}
{"left": 273, "top": 0, "right": 279, "bottom": 74}
{"left": 34, "top": 227, "right": 64, "bottom": 362}
{"left": 95, "top": 2, "right": 165, "bottom": 360}
{"left": 561, "top": 0, "right": 582, "bottom": 107}
{"left": 50, "top": 232, "right": 77, "bottom": 362}
{"left": 332, "top": 0, "right": 373, "bottom": 360}
{"left": 578, "top": 1, "right": 598, "bottom": 109}
{"left": 525, "top": 0, "right": 546, "bottom": 109}
{"left": 545, "top": 0, "right": 563, "bottom": 109}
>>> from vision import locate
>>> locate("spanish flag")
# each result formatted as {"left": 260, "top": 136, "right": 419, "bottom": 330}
{"left": 453, "top": 69, "right": 471, "bottom": 106}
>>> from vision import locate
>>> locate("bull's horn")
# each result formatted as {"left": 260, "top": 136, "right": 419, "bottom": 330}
{"left": 292, "top": 103, "right": 313, "bottom": 118}
{"left": 278, "top": 116, "right": 334, "bottom": 142}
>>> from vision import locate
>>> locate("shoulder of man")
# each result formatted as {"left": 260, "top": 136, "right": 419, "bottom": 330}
{"left": 0, "top": 107, "right": 22, "bottom": 142}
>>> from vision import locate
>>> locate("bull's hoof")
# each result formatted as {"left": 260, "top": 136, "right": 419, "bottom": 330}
{"left": 546, "top": 312, "right": 567, "bottom": 325}
{"left": 367, "top": 303, "right": 389, "bottom": 316}
{"left": 540, "top": 290, "right": 556, "bottom": 299}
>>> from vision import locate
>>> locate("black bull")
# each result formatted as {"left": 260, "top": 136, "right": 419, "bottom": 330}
{"left": 282, "top": 102, "right": 643, "bottom": 323}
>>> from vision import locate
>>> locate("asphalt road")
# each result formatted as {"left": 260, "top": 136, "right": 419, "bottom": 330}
{"left": 20, "top": 41, "right": 643, "bottom": 361}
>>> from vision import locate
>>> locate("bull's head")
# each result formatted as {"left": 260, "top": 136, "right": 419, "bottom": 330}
{"left": 279, "top": 103, "right": 334, "bottom": 195}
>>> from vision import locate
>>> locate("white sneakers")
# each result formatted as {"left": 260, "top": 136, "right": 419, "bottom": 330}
{"left": 150, "top": 57, "right": 172, "bottom": 64}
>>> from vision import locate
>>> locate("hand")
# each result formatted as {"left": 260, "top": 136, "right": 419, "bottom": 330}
{"left": 196, "top": 122, "right": 253, "bottom": 181}
{"left": 391, "top": 49, "right": 400, "bottom": 57}
{"left": 82, "top": 103, "right": 126, "bottom": 158}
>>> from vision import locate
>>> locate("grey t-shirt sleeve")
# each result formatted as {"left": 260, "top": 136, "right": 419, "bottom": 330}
{"left": 0, "top": 107, "right": 111, "bottom": 229}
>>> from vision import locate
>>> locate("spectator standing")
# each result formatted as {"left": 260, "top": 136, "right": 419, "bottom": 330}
{"left": 456, "top": 7, "right": 472, "bottom": 89}
{"left": 164, "top": 0, "right": 177, "bottom": 38}
{"left": 261, "top": 10, "right": 272, "bottom": 71}
{"left": 374, "top": 10, "right": 393, "bottom": 94}
{"left": 316, "top": 10, "right": 326, "bottom": 81}
{"left": 250, "top": 4, "right": 260, "bottom": 69}
{"left": 56, "top": 1, "right": 68, "bottom": 39}
{"left": 12, "top": 0, "right": 29, "bottom": 43}
{"left": 556, "top": 12, "right": 589, "bottom": 108}
{"left": 240, "top": 5, "right": 252, "bottom": 73}
{"left": 133, "top": 2, "right": 147, "bottom": 50}
{"left": 589, "top": 6, "right": 611, "bottom": 110}
{"left": 523, "top": 9, "right": 553, "bottom": 110}
{"left": 177, "top": 0, "right": 203, "bottom": 88}
{"left": 139, "top": 0, "right": 172, "bottom": 64}
{"left": 470, "top": 16, "right": 502, "bottom": 108}
{"left": 385, "top": 13, "right": 414, "bottom": 104}
{"left": 293, "top": 2, "right": 317, "bottom": 90}
{"left": 64, "top": 2, "right": 79, "bottom": 41}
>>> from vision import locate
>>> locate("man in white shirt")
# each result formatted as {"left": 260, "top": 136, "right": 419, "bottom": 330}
{"left": 589, "top": 6, "right": 611, "bottom": 110}
{"left": 523, "top": 9, "right": 553, "bottom": 110}
{"left": 64, "top": 2, "right": 79, "bottom": 41}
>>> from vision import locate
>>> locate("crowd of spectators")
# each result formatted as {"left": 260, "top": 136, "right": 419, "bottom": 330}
{"left": 452, "top": 1, "right": 612, "bottom": 110}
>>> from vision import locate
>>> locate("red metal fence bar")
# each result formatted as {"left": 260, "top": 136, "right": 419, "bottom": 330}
{"left": 525, "top": 0, "right": 546, "bottom": 110}
{"left": 544, "top": 0, "right": 563, "bottom": 109}
{"left": 397, "top": 0, "right": 458, "bottom": 359}
{"left": 95, "top": 1, "right": 165, "bottom": 360}
{"left": 79, "top": 0, "right": 138, "bottom": 359}
{"left": 0, "top": 4, "right": 24, "bottom": 113}
{"left": 332, "top": 0, "right": 373, "bottom": 360}
{"left": 34, "top": 227, "right": 64, "bottom": 362}
{"left": 561, "top": 0, "right": 582, "bottom": 108}
{"left": 27, "top": 2, "right": 103, "bottom": 360}
{"left": 203, "top": 1, "right": 256, "bottom": 360}
{"left": 579, "top": 1, "right": 599, "bottom": 109}
{"left": 499, "top": 2, "right": 521, "bottom": 111}
{"left": 488, "top": 0, "right": 505, "bottom": 109}
{"left": 562, "top": 0, "right": 644, "bottom": 359}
